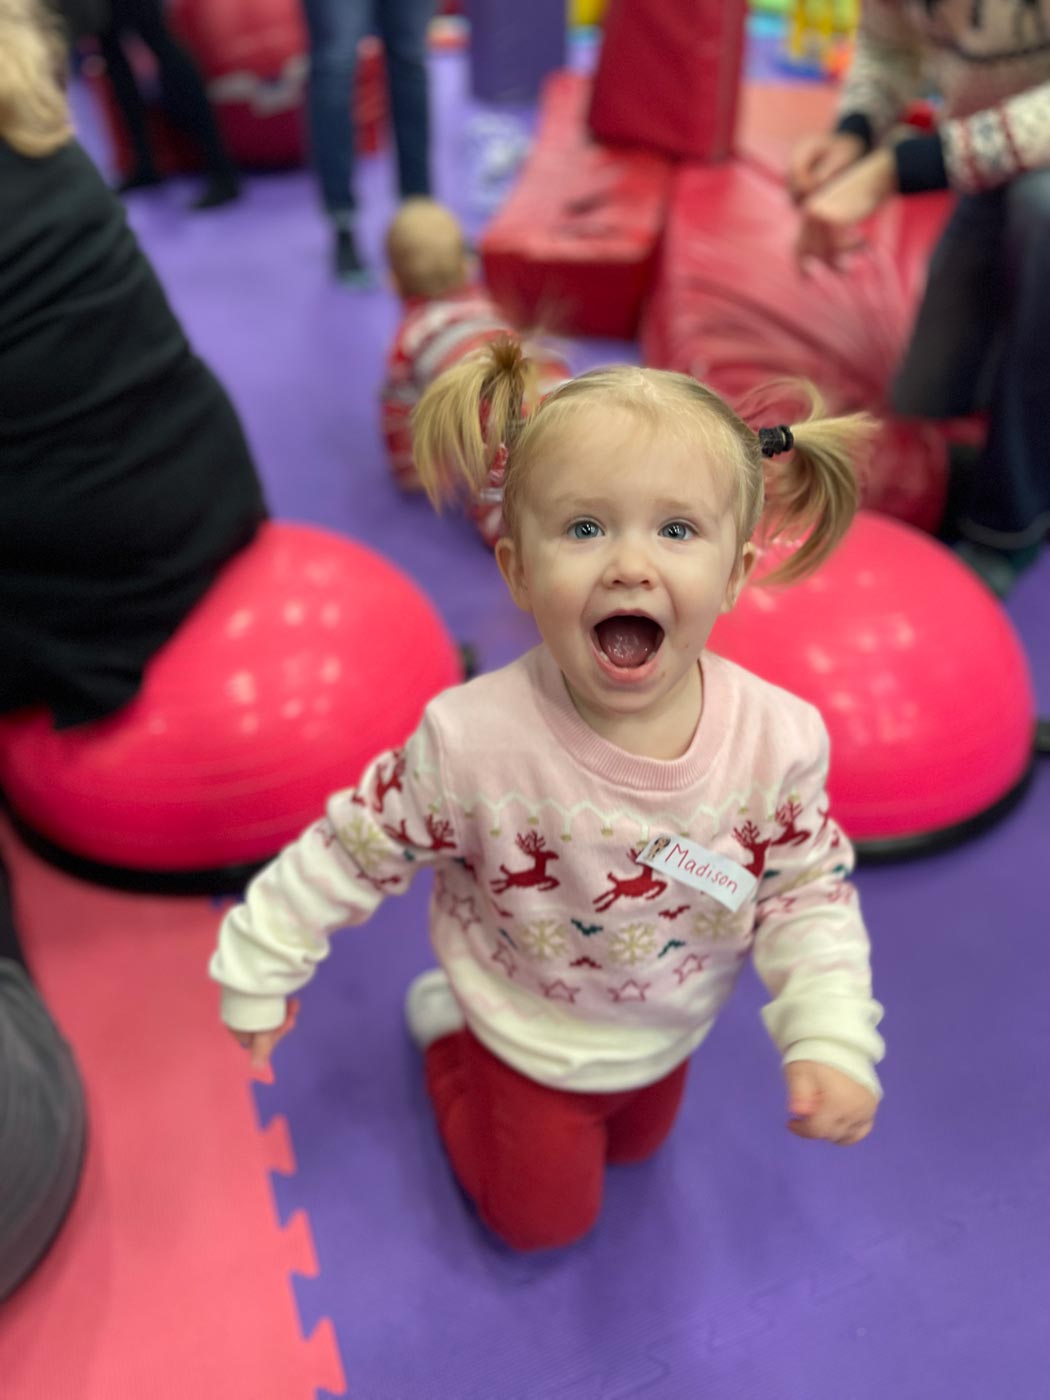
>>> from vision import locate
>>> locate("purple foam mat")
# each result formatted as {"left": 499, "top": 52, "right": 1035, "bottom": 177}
{"left": 257, "top": 766, "right": 1050, "bottom": 1400}
{"left": 72, "top": 40, "right": 1050, "bottom": 1400}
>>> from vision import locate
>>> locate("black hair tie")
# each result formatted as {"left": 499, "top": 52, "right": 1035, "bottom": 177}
{"left": 758, "top": 425, "right": 794, "bottom": 458}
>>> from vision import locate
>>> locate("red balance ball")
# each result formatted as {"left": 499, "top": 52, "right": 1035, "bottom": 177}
{"left": 0, "top": 523, "right": 461, "bottom": 889}
{"left": 710, "top": 513, "right": 1035, "bottom": 855}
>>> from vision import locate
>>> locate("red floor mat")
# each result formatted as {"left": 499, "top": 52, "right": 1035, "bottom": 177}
{"left": 0, "top": 824, "right": 345, "bottom": 1400}
{"left": 481, "top": 71, "right": 673, "bottom": 340}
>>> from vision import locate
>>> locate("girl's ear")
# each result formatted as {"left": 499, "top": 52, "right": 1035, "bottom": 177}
{"left": 496, "top": 536, "right": 531, "bottom": 614}
{"left": 722, "top": 542, "right": 757, "bottom": 613}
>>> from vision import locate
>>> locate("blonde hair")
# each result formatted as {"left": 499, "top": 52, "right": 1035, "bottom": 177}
{"left": 413, "top": 338, "right": 875, "bottom": 586}
{"left": 0, "top": 0, "right": 72, "bottom": 157}
{"left": 385, "top": 197, "right": 471, "bottom": 299}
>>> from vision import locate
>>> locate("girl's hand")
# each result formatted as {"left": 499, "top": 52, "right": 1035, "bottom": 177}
{"left": 795, "top": 148, "right": 897, "bottom": 270}
{"left": 230, "top": 998, "right": 300, "bottom": 1071}
{"left": 783, "top": 1060, "right": 878, "bottom": 1145}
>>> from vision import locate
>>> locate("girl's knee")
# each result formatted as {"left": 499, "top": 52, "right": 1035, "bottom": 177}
{"left": 478, "top": 1170, "right": 603, "bottom": 1251}
{"left": 481, "top": 1197, "right": 601, "bottom": 1253}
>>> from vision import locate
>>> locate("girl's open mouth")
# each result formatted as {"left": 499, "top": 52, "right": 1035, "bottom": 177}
{"left": 592, "top": 615, "right": 665, "bottom": 674}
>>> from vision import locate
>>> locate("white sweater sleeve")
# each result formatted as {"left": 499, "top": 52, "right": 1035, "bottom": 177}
{"left": 751, "top": 714, "right": 885, "bottom": 1096}
{"left": 209, "top": 713, "right": 460, "bottom": 1032}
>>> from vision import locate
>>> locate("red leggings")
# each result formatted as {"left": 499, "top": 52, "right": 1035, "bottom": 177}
{"left": 425, "top": 1028, "right": 689, "bottom": 1251}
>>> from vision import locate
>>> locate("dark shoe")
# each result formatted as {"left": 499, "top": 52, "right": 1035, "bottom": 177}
{"left": 191, "top": 173, "right": 241, "bottom": 211}
{"left": 954, "top": 539, "right": 1041, "bottom": 599}
{"left": 334, "top": 226, "right": 370, "bottom": 285}
{"left": 116, "top": 166, "right": 164, "bottom": 195}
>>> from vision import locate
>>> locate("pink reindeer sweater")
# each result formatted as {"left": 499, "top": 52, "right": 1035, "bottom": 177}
{"left": 210, "top": 647, "right": 884, "bottom": 1095}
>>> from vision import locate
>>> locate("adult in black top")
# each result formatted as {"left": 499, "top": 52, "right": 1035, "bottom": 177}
{"left": 0, "top": 135, "right": 268, "bottom": 728}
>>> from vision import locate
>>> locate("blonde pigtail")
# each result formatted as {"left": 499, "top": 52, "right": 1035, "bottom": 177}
{"left": 757, "top": 384, "right": 876, "bottom": 585}
{"left": 412, "top": 334, "right": 536, "bottom": 511}
{"left": 0, "top": 0, "right": 73, "bottom": 159}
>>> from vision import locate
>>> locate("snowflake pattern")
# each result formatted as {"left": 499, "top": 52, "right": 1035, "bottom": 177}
{"left": 519, "top": 918, "right": 569, "bottom": 962}
{"left": 608, "top": 922, "right": 658, "bottom": 966}
{"left": 337, "top": 814, "right": 391, "bottom": 876}
{"left": 690, "top": 905, "right": 745, "bottom": 943}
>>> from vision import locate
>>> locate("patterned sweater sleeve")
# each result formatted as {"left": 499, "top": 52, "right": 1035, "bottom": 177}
{"left": 209, "top": 713, "right": 460, "bottom": 1032}
{"left": 836, "top": 0, "right": 925, "bottom": 149}
{"left": 750, "top": 714, "right": 885, "bottom": 1097}
{"left": 935, "top": 85, "right": 1050, "bottom": 192}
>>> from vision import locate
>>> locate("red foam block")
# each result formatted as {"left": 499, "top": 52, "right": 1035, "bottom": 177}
{"left": 588, "top": 0, "right": 748, "bottom": 162}
{"left": 481, "top": 71, "right": 673, "bottom": 340}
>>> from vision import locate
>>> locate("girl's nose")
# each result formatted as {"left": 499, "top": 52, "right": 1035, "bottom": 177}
{"left": 602, "top": 536, "right": 654, "bottom": 590}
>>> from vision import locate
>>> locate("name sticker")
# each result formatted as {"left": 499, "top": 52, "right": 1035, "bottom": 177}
{"left": 638, "top": 835, "right": 757, "bottom": 912}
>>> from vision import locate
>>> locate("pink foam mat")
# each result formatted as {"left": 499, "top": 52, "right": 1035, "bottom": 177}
{"left": 0, "top": 823, "right": 345, "bottom": 1400}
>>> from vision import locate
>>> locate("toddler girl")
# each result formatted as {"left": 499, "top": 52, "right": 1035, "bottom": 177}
{"left": 211, "top": 343, "right": 884, "bottom": 1251}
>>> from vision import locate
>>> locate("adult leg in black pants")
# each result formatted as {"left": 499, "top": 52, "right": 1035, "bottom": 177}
{"left": 0, "top": 853, "right": 88, "bottom": 1300}
{"left": 97, "top": 0, "right": 240, "bottom": 209}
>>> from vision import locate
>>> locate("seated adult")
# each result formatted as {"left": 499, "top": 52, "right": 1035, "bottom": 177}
{"left": 0, "top": 0, "right": 267, "bottom": 727}
{"left": 789, "top": 0, "right": 1050, "bottom": 597}
{"left": 0, "top": 0, "right": 266, "bottom": 1295}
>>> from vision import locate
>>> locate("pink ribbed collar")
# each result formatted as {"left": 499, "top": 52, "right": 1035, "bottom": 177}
{"left": 527, "top": 645, "right": 731, "bottom": 793}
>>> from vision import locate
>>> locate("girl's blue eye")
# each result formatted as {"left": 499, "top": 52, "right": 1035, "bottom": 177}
{"left": 569, "top": 520, "right": 602, "bottom": 540}
{"left": 660, "top": 521, "right": 694, "bottom": 541}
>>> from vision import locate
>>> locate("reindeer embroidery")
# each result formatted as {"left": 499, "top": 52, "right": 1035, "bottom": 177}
{"left": 382, "top": 812, "right": 455, "bottom": 853}
{"left": 732, "top": 819, "right": 774, "bottom": 878}
{"left": 371, "top": 751, "right": 406, "bottom": 814}
{"left": 491, "top": 832, "right": 561, "bottom": 894}
{"left": 735, "top": 799, "right": 818, "bottom": 877}
{"left": 593, "top": 846, "right": 667, "bottom": 912}
{"left": 770, "top": 799, "right": 812, "bottom": 848}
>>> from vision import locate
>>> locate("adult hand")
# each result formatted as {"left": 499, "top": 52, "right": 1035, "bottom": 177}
{"left": 783, "top": 1059, "right": 878, "bottom": 1145}
{"left": 788, "top": 131, "right": 867, "bottom": 204}
{"left": 795, "top": 147, "right": 897, "bottom": 271}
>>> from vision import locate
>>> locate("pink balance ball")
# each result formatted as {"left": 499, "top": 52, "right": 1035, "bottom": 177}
{"left": 709, "top": 512, "right": 1036, "bottom": 854}
{"left": 0, "top": 523, "right": 461, "bottom": 887}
